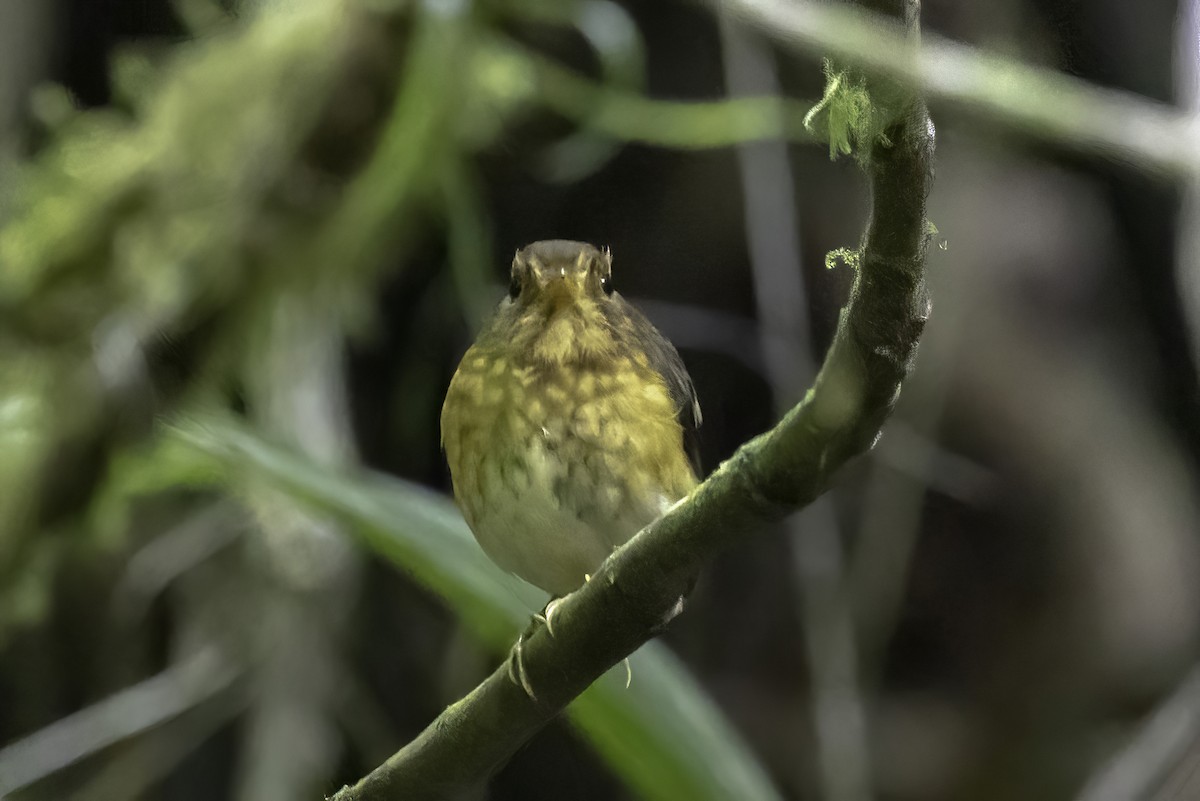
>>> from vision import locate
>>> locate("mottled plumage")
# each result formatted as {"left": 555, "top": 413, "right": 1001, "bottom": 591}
{"left": 440, "top": 240, "right": 701, "bottom": 596}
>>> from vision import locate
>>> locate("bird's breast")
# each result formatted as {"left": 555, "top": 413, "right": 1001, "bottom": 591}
{"left": 441, "top": 345, "right": 696, "bottom": 594}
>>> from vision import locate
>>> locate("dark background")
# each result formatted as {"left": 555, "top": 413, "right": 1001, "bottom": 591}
{"left": 2, "top": 0, "right": 1198, "bottom": 800}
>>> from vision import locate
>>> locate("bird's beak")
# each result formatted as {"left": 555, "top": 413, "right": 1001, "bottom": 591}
{"left": 534, "top": 262, "right": 585, "bottom": 309}
{"left": 541, "top": 274, "right": 575, "bottom": 310}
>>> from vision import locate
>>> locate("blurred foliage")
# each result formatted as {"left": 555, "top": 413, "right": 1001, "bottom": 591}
{"left": 5, "top": 0, "right": 1196, "bottom": 800}
{"left": 173, "top": 415, "right": 783, "bottom": 801}
{"left": 0, "top": 0, "right": 824, "bottom": 639}
{"left": 0, "top": 0, "right": 832, "bottom": 797}
{"left": 0, "top": 0, "right": 356, "bottom": 633}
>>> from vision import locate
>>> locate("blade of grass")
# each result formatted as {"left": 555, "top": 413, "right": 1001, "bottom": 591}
{"left": 172, "top": 415, "right": 781, "bottom": 801}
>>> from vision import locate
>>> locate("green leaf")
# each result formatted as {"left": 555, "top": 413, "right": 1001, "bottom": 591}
{"left": 172, "top": 416, "right": 781, "bottom": 801}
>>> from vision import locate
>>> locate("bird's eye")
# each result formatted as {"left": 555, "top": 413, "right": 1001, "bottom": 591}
{"left": 600, "top": 275, "right": 613, "bottom": 296}
{"left": 508, "top": 272, "right": 522, "bottom": 299}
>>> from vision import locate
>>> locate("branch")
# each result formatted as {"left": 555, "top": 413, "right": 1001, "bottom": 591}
{"left": 719, "top": 14, "right": 870, "bottom": 801}
{"left": 489, "top": 0, "right": 1200, "bottom": 175}
{"left": 329, "top": 3, "right": 933, "bottom": 798}
{"left": 175, "top": 415, "right": 782, "bottom": 801}
{"left": 718, "top": 0, "right": 1198, "bottom": 178}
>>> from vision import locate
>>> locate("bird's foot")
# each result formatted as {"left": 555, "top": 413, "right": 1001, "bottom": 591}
{"left": 508, "top": 598, "right": 565, "bottom": 701}
{"left": 537, "top": 596, "right": 568, "bottom": 637}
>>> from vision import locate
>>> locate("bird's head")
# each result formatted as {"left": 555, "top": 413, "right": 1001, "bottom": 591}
{"left": 500, "top": 240, "right": 620, "bottom": 365}
{"left": 510, "top": 240, "right": 612, "bottom": 311}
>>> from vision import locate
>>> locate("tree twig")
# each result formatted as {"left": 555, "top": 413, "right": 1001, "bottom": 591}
{"left": 718, "top": 0, "right": 1200, "bottom": 178}
{"left": 718, "top": 13, "right": 870, "bottom": 800}
{"left": 328, "top": 1, "right": 933, "bottom": 796}
{"left": 0, "top": 648, "right": 243, "bottom": 797}
{"left": 1074, "top": 664, "right": 1200, "bottom": 801}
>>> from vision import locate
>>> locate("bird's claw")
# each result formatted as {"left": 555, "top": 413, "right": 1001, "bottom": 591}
{"left": 507, "top": 631, "right": 539, "bottom": 702}
{"left": 509, "top": 600, "right": 564, "bottom": 701}
{"left": 541, "top": 597, "right": 566, "bottom": 637}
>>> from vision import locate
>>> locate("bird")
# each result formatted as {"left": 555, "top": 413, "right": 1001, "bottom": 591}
{"left": 440, "top": 240, "right": 702, "bottom": 602}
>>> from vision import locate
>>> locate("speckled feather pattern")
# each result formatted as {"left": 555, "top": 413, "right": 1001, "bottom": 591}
{"left": 441, "top": 241, "right": 699, "bottom": 596}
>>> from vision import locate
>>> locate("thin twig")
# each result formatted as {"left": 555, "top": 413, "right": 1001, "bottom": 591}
{"left": 1074, "top": 665, "right": 1200, "bottom": 801}
{"left": 718, "top": 0, "right": 1200, "bottom": 178}
{"left": 0, "top": 649, "right": 242, "bottom": 797}
{"left": 719, "top": 12, "right": 871, "bottom": 801}
{"left": 234, "top": 291, "right": 361, "bottom": 801}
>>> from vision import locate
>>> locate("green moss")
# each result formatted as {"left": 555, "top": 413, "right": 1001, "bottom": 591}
{"left": 803, "top": 60, "right": 896, "bottom": 163}
{"left": 825, "top": 246, "right": 861, "bottom": 271}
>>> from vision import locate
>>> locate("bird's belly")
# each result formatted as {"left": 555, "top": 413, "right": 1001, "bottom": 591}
{"left": 468, "top": 438, "right": 663, "bottom": 596}
{"left": 442, "top": 352, "right": 696, "bottom": 596}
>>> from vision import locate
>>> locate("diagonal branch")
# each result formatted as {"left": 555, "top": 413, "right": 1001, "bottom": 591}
{"left": 329, "top": 2, "right": 933, "bottom": 798}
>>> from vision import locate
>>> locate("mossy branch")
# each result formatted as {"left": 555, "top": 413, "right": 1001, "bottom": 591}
{"left": 328, "top": 2, "right": 933, "bottom": 799}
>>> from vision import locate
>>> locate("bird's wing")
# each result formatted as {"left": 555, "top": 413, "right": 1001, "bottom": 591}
{"left": 614, "top": 297, "right": 703, "bottom": 479}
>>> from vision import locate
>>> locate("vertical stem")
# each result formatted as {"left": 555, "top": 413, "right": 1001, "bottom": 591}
{"left": 719, "top": 14, "right": 873, "bottom": 801}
